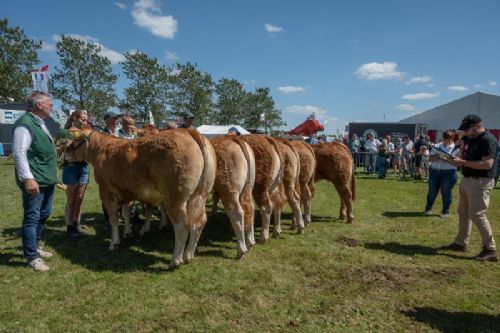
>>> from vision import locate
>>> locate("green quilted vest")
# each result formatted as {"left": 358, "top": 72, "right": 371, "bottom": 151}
{"left": 14, "top": 112, "right": 58, "bottom": 187}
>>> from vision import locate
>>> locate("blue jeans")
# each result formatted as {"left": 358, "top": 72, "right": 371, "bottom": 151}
{"left": 377, "top": 156, "right": 389, "bottom": 177}
{"left": 425, "top": 169, "right": 457, "bottom": 214}
{"left": 21, "top": 185, "right": 55, "bottom": 260}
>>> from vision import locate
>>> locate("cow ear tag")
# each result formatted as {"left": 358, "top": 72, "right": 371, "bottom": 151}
{"left": 73, "top": 131, "right": 81, "bottom": 138}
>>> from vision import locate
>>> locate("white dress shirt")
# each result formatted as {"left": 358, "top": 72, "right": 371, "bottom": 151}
{"left": 12, "top": 113, "right": 53, "bottom": 182}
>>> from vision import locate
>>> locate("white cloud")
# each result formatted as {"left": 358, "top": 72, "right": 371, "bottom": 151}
{"left": 448, "top": 85, "right": 468, "bottom": 91}
{"left": 165, "top": 51, "right": 178, "bottom": 60}
{"left": 355, "top": 62, "right": 404, "bottom": 80}
{"left": 41, "top": 41, "right": 56, "bottom": 52}
{"left": 52, "top": 34, "right": 125, "bottom": 65}
{"left": 405, "top": 76, "right": 432, "bottom": 85}
{"left": 277, "top": 86, "right": 305, "bottom": 94}
{"left": 132, "top": 0, "right": 178, "bottom": 39}
{"left": 396, "top": 104, "right": 415, "bottom": 111}
{"left": 114, "top": 2, "right": 127, "bottom": 10}
{"left": 401, "top": 92, "right": 440, "bottom": 100}
{"left": 489, "top": 80, "right": 497, "bottom": 86}
{"left": 284, "top": 105, "right": 327, "bottom": 116}
{"left": 265, "top": 23, "right": 283, "bottom": 33}
{"left": 474, "top": 84, "right": 483, "bottom": 88}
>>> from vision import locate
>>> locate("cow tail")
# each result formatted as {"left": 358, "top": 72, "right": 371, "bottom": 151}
{"left": 187, "top": 129, "right": 215, "bottom": 196}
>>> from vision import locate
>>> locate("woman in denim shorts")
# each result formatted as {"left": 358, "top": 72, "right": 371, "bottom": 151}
{"left": 59, "top": 110, "right": 90, "bottom": 239}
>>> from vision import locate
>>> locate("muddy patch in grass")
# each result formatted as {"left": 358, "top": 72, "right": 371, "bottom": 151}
{"left": 342, "top": 265, "right": 413, "bottom": 289}
{"left": 423, "top": 268, "right": 465, "bottom": 282}
{"left": 336, "top": 236, "right": 361, "bottom": 247}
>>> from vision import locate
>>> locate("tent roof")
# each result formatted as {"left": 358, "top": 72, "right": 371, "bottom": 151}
{"left": 197, "top": 125, "right": 250, "bottom": 137}
{"left": 399, "top": 92, "right": 500, "bottom": 129}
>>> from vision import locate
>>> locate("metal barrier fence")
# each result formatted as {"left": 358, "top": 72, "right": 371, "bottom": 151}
{"left": 352, "top": 151, "right": 421, "bottom": 178}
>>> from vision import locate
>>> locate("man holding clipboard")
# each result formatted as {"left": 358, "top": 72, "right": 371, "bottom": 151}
{"left": 441, "top": 115, "right": 498, "bottom": 261}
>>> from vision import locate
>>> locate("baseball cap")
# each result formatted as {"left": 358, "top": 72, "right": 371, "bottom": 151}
{"left": 183, "top": 111, "right": 194, "bottom": 119}
{"left": 104, "top": 109, "right": 123, "bottom": 120}
{"left": 458, "top": 114, "right": 481, "bottom": 131}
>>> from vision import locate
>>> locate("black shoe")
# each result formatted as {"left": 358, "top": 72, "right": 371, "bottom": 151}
{"left": 66, "top": 225, "right": 80, "bottom": 240}
{"left": 440, "top": 243, "right": 467, "bottom": 252}
{"left": 473, "top": 247, "right": 498, "bottom": 262}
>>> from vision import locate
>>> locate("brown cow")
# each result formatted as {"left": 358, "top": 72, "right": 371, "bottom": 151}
{"left": 210, "top": 136, "right": 256, "bottom": 258}
{"left": 288, "top": 140, "right": 316, "bottom": 226}
{"left": 239, "top": 135, "right": 283, "bottom": 243}
{"left": 272, "top": 138, "right": 304, "bottom": 236}
{"left": 63, "top": 128, "right": 216, "bottom": 270}
{"left": 312, "top": 142, "right": 355, "bottom": 223}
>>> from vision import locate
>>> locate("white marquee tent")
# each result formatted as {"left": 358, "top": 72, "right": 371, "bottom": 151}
{"left": 399, "top": 92, "right": 500, "bottom": 130}
{"left": 197, "top": 125, "right": 250, "bottom": 138}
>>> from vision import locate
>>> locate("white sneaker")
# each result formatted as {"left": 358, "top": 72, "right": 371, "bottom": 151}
{"left": 424, "top": 210, "right": 432, "bottom": 216}
{"left": 37, "top": 247, "right": 53, "bottom": 258}
{"left": 440, "top": 213, "right": 450, "bottom": 218}
{"left": 28, "top": 258, "right": 49, "bottom": 271}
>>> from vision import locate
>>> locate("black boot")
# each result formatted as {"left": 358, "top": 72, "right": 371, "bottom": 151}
{"left": 66, "top": 225, "right": 80, "bottom": 240}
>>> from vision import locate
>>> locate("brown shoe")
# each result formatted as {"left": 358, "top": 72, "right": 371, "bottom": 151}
{"left": 440, "top": 243, "right": 467, "bottom": 252}
{"left": 473, "top": 247, "right": 498, "bottom": 262}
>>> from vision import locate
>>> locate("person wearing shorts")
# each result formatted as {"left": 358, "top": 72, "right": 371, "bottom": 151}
{"left": 58, "top": 110, "right": 90, "bottom": 239}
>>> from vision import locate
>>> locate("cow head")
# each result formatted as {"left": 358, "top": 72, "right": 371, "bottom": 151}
{"left": 63, "top": 129, "right": 93, "bottom": 163}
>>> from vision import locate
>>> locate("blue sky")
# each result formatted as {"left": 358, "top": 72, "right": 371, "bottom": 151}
{"left": 3, "top": 0, "right": 500, "bottom": 133}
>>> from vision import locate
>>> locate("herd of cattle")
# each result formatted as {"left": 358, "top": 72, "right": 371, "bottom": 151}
{"left": 62, "top": 128, "right": 355, "bottom": 270}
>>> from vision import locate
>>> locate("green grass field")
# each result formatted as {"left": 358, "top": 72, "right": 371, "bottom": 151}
{"left": 0, "top": 159, "right": 499, "bottom": 333}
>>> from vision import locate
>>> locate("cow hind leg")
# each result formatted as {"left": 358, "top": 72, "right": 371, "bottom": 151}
{"left": 272, "top": 208, "right": 282, "bottom": 238}
{"left": 168, "top": 206, "right": 189, "bottom": 270}
{"left": 224, "top": 197, "right": 248, "bottom": 259}
{"left": 122, "top": 203, "right": 133, "bottom": 238}
{"left": 139, "top": 204, "right": 153, "bottom": 236}
{"left": 158, "top": 204, "right": 169, "bottom": 230}
{"left": 335, "top": 183, "right": 353, "bottom": 223}
{"left": 288, "top": 192, "right": 304, "bottom": 235}
{"left": 183, "top": 195, "right": 209, "bottom": 263}
{"left": 258, "top": 201, "right": 273, "bottom": 243}
{"left": 211, "top": 192, "right": 220, "bottom": 217}
{"left": 103, "top": 200, "right": 120, "bottom": 250}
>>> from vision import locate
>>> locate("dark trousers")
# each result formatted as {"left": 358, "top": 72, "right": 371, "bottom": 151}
{"left": 425, "top": 169, "right": 457, "bottom": 214}
{"left": 21, "top": 185, "right": 55, "bottom": 260}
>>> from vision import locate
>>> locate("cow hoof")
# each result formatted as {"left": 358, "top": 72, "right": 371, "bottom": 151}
{"left": 123, "top": 232, "right": 133, "bottom": 238}
{"left": 290, "top": 224, "right": 297, "bottom": 231}
{"left": 257, "top": 238, "right": 267, "bottom": 244}
{"left": 158, "top": 225, "right": 166, "bottom": 231}
{"left": 236, "top": 252, "right": 246, "bottom": 260}
{"left": 272, "top": 232, "right": 281, "bottom": 239}
{"left": 296, "top": 228, "right": 304, "bottom": 235}
{"left": 347, "top": 220, "right": 354, "bottom": 224}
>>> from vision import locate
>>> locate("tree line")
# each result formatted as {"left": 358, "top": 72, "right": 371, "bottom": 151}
{"left": 0, "top": 18, "right": 285, "bottom": 130}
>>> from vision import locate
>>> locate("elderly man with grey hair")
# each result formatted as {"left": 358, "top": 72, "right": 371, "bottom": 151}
{"left": 12, "top": 91, "right": 58, "bottom": 271}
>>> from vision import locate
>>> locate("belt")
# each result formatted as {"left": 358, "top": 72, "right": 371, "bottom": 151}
{"left": 463, "top": 176, "right": 491, "bottom": 180}
{"left": 65, "top": 162, "right": 87, "bottom": 166}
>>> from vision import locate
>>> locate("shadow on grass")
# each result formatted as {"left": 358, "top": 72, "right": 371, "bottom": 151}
{"left": 280, "top": 211, "right": 341, "bottom": 223}
{"left": 402, "top": 306, "right": 500, "bottom": 333}
{"left": 364, "top": 242, "right": 472, "bottom": 260}
{"left": 382, "top": 211, "right": 428, "bottom": 218}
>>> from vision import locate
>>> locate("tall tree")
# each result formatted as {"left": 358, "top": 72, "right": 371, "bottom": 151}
{"left": 169, "top": 63, "right": 214, "bottom": 125}
{"left": 50, "top": 35, "right": 117, "bottom": 119}
{"left": 214, "top": 78, "right": 246, "bottom": 125}
{"left": 0, "top": 18, "right": 41, "bottom": 103}
{"left": 120, "top": 51, "right": 170, "bottom": 123}
{"left": 244, "top": 87, "right": 285, "bottom": 132}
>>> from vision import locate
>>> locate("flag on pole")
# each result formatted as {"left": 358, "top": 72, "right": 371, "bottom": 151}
{"left": 31, "top": 65, "right": 49, "bottom": 93}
